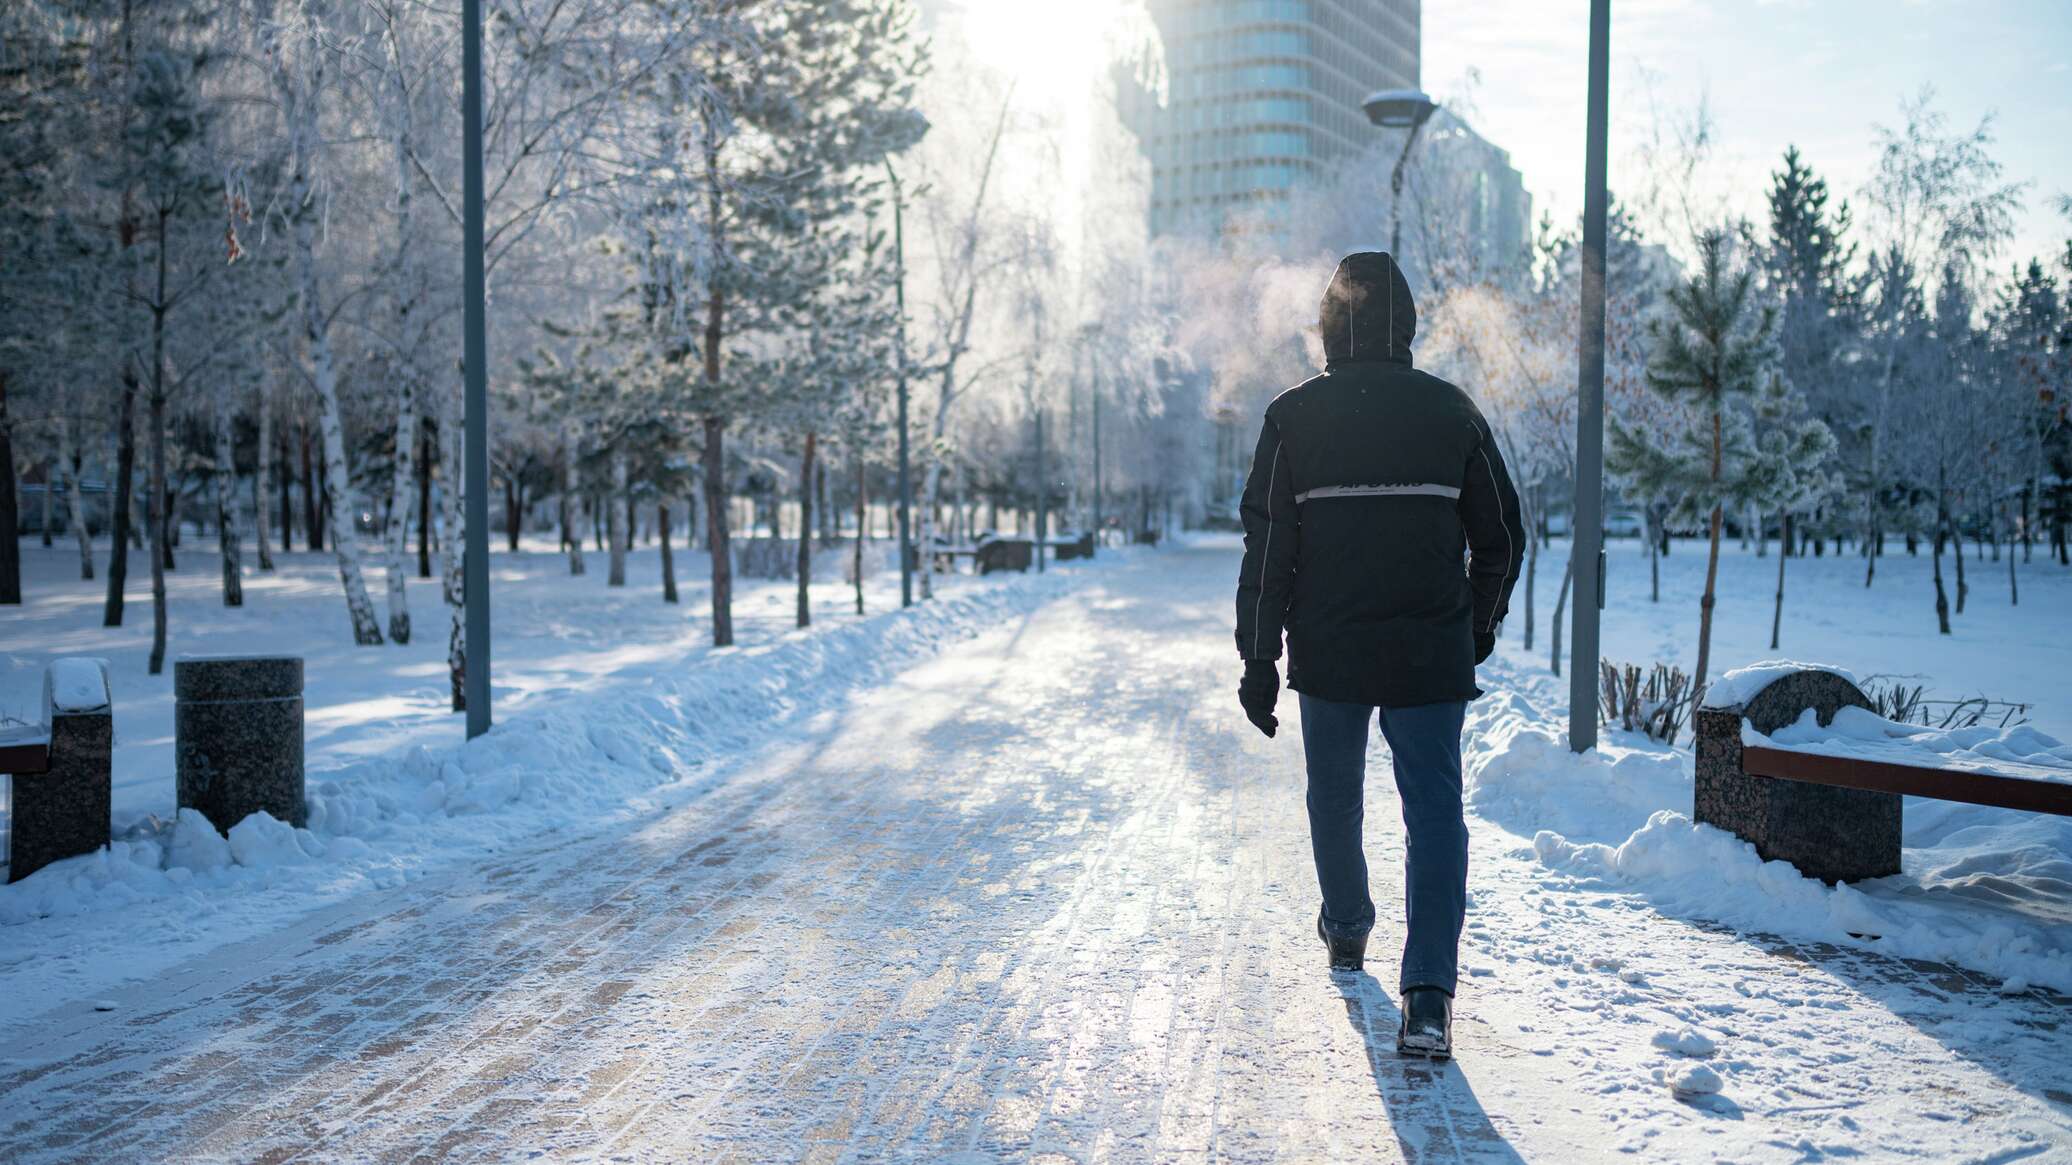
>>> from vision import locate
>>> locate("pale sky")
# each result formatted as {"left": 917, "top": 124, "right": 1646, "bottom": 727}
{"left": 1423, "top": 0, "right": 2072, "bottom": 271}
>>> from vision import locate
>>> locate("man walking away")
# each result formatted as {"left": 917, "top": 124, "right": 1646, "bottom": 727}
{"left": 1233, "top": 251, "right": 1523, "bottom": 1059}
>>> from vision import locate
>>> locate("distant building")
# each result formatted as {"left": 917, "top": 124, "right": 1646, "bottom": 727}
{"left": 1131, "top": 0, "right": 1421, "bottom": 237}
{"left": 1126, "top": 1, "right": 1530, "bottom": 275}
{"left": 1414, "top": 107, "right": 1533, "bottom": 277}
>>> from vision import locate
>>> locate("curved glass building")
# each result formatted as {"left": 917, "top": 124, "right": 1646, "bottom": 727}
{"left": 1138, "top": 0, "right": 1421, "bottom": 236}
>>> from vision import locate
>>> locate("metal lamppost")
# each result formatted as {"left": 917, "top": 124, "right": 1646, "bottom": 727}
{"left": 1360, "top": 88, "right": 1438, "bottom": 258}
{"left": 1570, "top": 0, "right": 1612, "bottom": 752}
{"left": 461, "top": 0, "right": 491, "bottom": 738}
{"left": 1079, "top": 322, "right": 1104, "bottom": 547}
{"left": 1033, "top": 407, "right": 1047, "bottom": 573}
{"left": 885, "top": 159, "right": 913, "bottom": 608}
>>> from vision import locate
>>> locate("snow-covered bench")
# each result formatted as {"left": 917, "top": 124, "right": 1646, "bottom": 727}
{"left": 974, "top": 537, "right": 1032, "bottom": 574}
{"left": 1694, "top": 663, "right": 2072, "bottom": 883}
{"left": 1, "top": 659, "right": 114, "bottom": 883}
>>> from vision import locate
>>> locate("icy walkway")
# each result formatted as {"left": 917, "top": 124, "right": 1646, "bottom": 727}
{"left": 2, "top": 544, "right": 2069, "bottom": 1163}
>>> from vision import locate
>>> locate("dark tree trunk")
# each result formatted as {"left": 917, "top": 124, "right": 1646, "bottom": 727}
{"left": 0, "top": 376, "right": 19, "bottom": 604}
{"left": 147, "top": 215, "right": 170, "bottom": 675}
{"left": 301, "top": 424, "right": 322, "bottom": 551}
{"left": 1954, "top": 510, "right": 1969, "bottom": 615}
{"left": 278, "top": 427, "right": 294, "bottom": 552}
{"left": 854, "top": 448, "right": 866, "bottom": 615}
{"left": 1931, "top": 482, "right": 1951, "bottom": 636}
{"left": 417, "top": 421, "right": 434, "bottom": 577}
{"left": 71, "top": 444, "right": 94, "bottom": 580}
{"left": 797, "top": 432, "right": 816, "bottom": 629}
{"left": 105, "top": 367, "right": 139, "bottom": 625}
{"left": 659, "top": 500, "right": 677, "bottom": 603}
{"left": 703, "top": 415, "right": 733, "bottom": 647}
{"left": 505, "top": 475, "right": 521, "bottom": 551}
{"left": 1769, "top": 510, "right": 1788, "bottom": 650}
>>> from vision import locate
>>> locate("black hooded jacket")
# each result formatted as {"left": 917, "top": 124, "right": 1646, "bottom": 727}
{"left": 1234, "top": 252, "right": 1524, "bottom": 707}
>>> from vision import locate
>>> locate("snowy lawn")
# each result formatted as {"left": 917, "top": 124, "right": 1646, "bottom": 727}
{"left": 1482, "top": 535, "right": 2072, "bottom": 992}
{"left": 2, "top": 535, "right": 952, "bottom": 828}
{"left": 0, "top": 534, "right": 1123, "bottom": 1027}
{"left": 1522, "top": 533, "right": 2072, "bottom": 740}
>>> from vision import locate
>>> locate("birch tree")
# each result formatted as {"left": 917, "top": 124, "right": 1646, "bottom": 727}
{"left": 261, "top": 0, "right": 385, "bottom": 643}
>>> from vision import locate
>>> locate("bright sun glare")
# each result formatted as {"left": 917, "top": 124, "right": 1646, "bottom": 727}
{"left": 957, "top": 0, "right": 1124, "bottom": 106}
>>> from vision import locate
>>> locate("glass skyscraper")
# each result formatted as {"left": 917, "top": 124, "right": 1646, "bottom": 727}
{"left": 1136, "top": 0, "right": 1422, "bottom": 237}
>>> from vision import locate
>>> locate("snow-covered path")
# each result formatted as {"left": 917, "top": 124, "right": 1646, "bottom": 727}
{"left": 2, "top": 543, "right": 2068, "bottom": 1163}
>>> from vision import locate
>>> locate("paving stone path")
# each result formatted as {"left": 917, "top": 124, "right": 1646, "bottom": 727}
{"left": 2, "top": 544, "right": 2067, "bottom": 1163}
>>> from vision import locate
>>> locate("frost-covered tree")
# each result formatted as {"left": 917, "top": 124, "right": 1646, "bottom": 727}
{"left": 1992, "top": 255, "right": 2070, "bottom": 577}
{"left": 1856, "top": 90, "right": 2024, "bottom": 584}
{"left": 1762, "top": 146, "right": 1865, "bottom": 556}
{"left": 254, "top": 0, "right": 385, "bottom": 645}
{"left": 127, "top": 49, "right": 237, "bottom": 671}
{"left": 1611, "top": 230, "right": 1831, "bottom": 701}
{"left": 608, "top": 0, "right": 924, "bottom": 640}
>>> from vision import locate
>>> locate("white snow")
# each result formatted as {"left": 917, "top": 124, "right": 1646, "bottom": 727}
{"left": 1650, "top": 1026, "right": 1719, "bottom": 1057}
{"left": 1475, "top": 536, "right": 2072, "bottom": 993}
{"left": 1702, "top": 658, "right": 1862, "bottom": 708}
{"left": 1470, "top": 673, "right": 2072, "bottom": 993}
{"left": 0, "top": 535, "right": 2065, "bottom": 1162}
{"left": 42, "top": 657, "right": 110, "bottom": 716}
{"left": 1749, "top": 705, "right": 2072, "bottom": 784}
{"left": 0, "top": 537, "right": 1123, "bottom": 1025}
{"left": 1663, "top": 1062, "right": 1724, "bottom": 1097}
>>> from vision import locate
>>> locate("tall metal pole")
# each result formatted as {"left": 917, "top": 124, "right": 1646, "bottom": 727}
{"left": 462, "top": 0, "right": 490, "bottom": 738}
{"left": 1387, "top": 108, "right": 1433, "bottom": 259}
{"left": 887, "top": 160, "right": 912, "bottom": 608}
{"left": 1090, "top": 359, "right": 1101, "bottom": 547}
{"left": 1034, "top": 408, "right": 1046, "bottom": 573}
{"left": 1570, "top": 0, "right": 1611, "bottom": 753}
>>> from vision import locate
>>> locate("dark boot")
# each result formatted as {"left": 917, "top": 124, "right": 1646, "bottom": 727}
{"left": 1397, "top": 987, "right": 1452, "bottom": 1058}
{"left": 1316, "top": 911, "right": 1366, "bottom": 972}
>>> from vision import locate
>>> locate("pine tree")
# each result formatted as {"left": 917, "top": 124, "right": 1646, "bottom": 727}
{"left": 616, "top": 0, "right": 925, "bottom": 644}
{"left": 1610, "top": 230, "right": 1833, "bottom": 701}
{"left": 1763, "top": 148, "right": 1863, "bottom": 543}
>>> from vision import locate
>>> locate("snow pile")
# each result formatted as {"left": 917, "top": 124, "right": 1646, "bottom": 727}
{"left": 1658, "top": 1062, "right": 1724, "bottom": 1098}
{"left": 1650, "top": 1027, "right": 1719, "bottom": 1058}
{"left": 1464, "top": 688, "right": 1689, "bottom": 845}
{"left": 1465, "top": 664, "right": 2072, "bottom": 993}
{"left": 0, "top": 559, "right": 1112, "bottom": 942}
{"left": 1753, "top": 705, "right": 2072, "bottom": 783}
{"left": 43, "top": 657, "right": 111, "bottom": 715}
{"left": 1701, "top": 658, "right": 1860, "bottom": 709}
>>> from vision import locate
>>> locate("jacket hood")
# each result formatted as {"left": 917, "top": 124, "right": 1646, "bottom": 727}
{"left": 1319, "top": 251, "right": 1416, "bottom": 367}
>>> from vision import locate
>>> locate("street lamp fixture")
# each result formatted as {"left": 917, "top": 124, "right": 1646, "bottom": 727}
{"left": 1360, "top": 88, "right": 1437, "bottom": 258}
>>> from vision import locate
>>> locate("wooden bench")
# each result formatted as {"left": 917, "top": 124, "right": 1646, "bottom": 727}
{"left": 1694, "top": 666, "right": 2071, "bottom": 883}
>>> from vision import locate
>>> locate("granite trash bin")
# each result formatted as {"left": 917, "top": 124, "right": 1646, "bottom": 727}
{"left": 175, "top": 655, "right": 306, "bottom": 832}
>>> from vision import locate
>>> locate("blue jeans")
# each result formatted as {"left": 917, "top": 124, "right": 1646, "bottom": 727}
{"left": 1298, "top": 694, "right": 1469, "bottom": 995}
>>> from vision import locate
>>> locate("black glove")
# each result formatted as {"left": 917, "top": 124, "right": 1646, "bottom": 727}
{"left": 1474, "top": 630, "right": 1496, "bottom": 665}
{"left": 1238, "top": 659, "right": 1279, "bottom": 738}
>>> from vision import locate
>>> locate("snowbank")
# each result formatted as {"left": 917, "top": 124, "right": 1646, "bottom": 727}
{"left": 1752, "top": 705, "right": 2072, "bottom": 784}
{"left": 1466, "top": 666, "right": 2072, "bottom": 993}
{"left": 0, "top": 555, "right": 1117, "bottom": 1025}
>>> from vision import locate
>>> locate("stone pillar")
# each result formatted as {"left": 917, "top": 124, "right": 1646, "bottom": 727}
{"left": 175, "top": 655, "right": 306, "bottom": 832}
{"left": 7, "top": 659, "right": 113, "bottom": 883}
{"left": 1694, "top": 667, "right": 1900, "bottom": 883}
